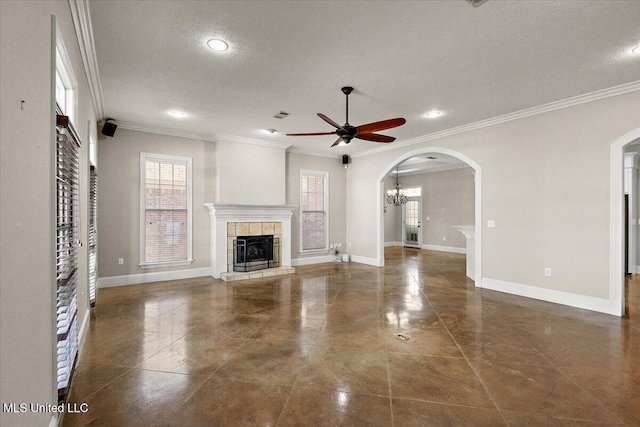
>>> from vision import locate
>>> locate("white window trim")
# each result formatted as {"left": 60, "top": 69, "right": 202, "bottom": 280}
{"left": 55, "top": 25, "right": 77, "bottom": 125}
{"left": 139, "top": 152, "right": 194, "bottom": 268}
{"left": 299, "top": 169, "right": 330, "bottom": 254}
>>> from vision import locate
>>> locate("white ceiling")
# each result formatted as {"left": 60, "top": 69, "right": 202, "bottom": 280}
{"left": 88, "top": 0, "right": 640, "bottom": 158}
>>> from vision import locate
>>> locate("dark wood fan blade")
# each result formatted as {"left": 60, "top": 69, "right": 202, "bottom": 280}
{"left": 356, "top": 118, "right": 406, "bottom": 134}
{"left": 286, "top": 131, "right": 337, "bottom": 136}
{"left": 331, "top": 137, "right": 344, "bottom": 147}
{"left": 355, "top": 133, "right": 395, "bottom": 143}
{"left": 317, "top": 113, "right": 342, "bottom": 129}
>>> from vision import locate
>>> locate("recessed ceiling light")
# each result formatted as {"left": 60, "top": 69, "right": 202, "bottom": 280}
{"left": 424, "top": 110, "right": 443, "bottom": 119}
{"left": 207, "top": 39, "right": 229, "bottom": 51}
{"left": 167, "top": 110, "right": 188, "bottom": 119}
{"left": 264, "top": 129, "right": 278, "bottom": 134}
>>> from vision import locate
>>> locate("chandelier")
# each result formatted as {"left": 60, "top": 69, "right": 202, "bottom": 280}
{"left": 386, "top": 167, "right": 408, "bottom": 206}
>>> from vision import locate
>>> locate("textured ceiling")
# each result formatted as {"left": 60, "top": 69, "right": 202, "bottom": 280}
{"left": 89, "top": 0, "right": 640, "bottom": 157}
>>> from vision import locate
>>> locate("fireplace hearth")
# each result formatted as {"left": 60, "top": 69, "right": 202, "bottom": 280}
{"left": 234, "top": 235, "right": 280, "bottom": 272}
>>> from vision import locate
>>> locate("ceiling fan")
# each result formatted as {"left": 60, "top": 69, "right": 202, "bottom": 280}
{"left": 286, "top": 86, "right": 406, "bottom": 147}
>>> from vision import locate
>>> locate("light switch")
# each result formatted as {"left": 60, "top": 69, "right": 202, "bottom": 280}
{"left": 487, "top": 220, "right": 496, "bottom": 228}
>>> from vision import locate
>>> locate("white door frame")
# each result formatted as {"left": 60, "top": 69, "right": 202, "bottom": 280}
{"left": 610, "top": 128, "right": 640, "bottom": 316}
{"left": 376, "top": 147, "right": 482, "bottom": 286}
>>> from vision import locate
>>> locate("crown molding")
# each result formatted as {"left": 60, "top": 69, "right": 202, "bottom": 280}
{"left": 352, "top": 81, "right": 640, "bottom": 159}
{"left": 215, "top": 134, "right": 291, "bottom": 150}
{"left": 68, "top": 0, "right": 105, "bottom": 120}
{"left": 116, "top": 123, "right": 295, "bottom": 150}
{"left": 116, "top": 121, "right": 217, "bottom": 141}
{"left": 286, "top": 146, "right": 341, "bottom": 159}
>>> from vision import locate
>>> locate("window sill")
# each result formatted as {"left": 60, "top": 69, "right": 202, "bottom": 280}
{"left": 299, "top": 249, "right": 329, "bottom": 255}
{"left": 139, "top": 259, "right": 194, "bottom": 269}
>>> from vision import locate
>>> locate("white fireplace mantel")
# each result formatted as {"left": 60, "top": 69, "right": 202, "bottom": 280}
{"left": 204, "top": 203, "right": 297, "bottom": 279}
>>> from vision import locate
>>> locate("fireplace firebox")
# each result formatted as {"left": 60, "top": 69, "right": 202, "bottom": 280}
{"left": 233, "top": 235, "right": 280, "bottom": 272}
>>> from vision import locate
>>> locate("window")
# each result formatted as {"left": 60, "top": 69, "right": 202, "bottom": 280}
{"left": 55, "top": 41, "right": 76, "bottom": 124}
{"left": 88, "top": 164, "right": 98, "bottom": 307}
{"left": 54, "top": 24, "right": 79, "bottom": 402}
{"left": 300, "top": 170, "right": 329, "bottom": 252}
{"left": 140, "top": 153, "right": 193, "bottom": 267}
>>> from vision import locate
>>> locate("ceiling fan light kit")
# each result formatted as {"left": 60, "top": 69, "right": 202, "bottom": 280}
{"left": 286, "top": 86, "right": 406, "bottom": 148}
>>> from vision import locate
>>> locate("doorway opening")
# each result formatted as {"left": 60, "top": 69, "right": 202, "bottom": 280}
{"left": 610, "top": 128, "right": 640, "bottom": 316}
{"left": 376, "top": 147, "right": 482, "bottom": 285}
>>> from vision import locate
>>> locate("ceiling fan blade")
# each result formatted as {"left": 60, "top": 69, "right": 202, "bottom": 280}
{"left": 331, "top": 137, "right": 344, "bottom": 147}
{"left": 286, "top": 131, "right": 337, "bottom": 136}
{"left": 356, "top": 118, "right": 406, "bottom": 134}
{"left": 355, "top": 133, "right": 396, "bottom": 143}
{"left": 317, "top": 113, "right": 342, "bottom": 129}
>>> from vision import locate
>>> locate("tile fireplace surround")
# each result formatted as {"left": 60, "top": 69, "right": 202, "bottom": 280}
{"left": 204, "top": 204, "right": 296, "bottom": 281}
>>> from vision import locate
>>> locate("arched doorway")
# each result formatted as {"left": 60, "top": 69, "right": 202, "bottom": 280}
{"left": 610, "top": 128, "right": 640, "bottom": 316}
{"left": 376, "top": 147, "right": 483, "bottom": 286}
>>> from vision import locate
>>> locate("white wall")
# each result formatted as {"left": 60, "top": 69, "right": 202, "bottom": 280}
{"left": 1, "top": 1, "right": 96, "bottom": 425}
{"left": 346, "top": 90, "right": 640, "bottom": 301}
{"left": 97, "top": 129, "right": 211, "bottom": 279}
{"left": 384, "top": 176, "right": 401, "bottom": 244}
{"left": 286, "top": 152, "right": 347, "bottom": 262}
{"left": 214, "top": 140, "right": 286, "bottom": 205}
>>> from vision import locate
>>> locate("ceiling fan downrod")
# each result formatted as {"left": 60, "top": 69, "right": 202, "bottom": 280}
{"left": 341, "top": 86, "right": 353, "bottom": 126}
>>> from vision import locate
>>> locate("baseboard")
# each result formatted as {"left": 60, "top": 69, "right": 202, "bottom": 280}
{"left": 97, "top": 267, "right": 211, "bottom": 288}
{"left": 384, "top": 241, "right": 402, "bottom": 247}
{"left": 291, "top": 255, "right": 335, "bottom": 266}
{"left": 481, "top": 277, "right": 611, "bottom": 314}
{"left": 422, "top": 244, "right": 466, "bottom": 254}
{"left": 351, "top": 254, "right": 380, "bottom": 267}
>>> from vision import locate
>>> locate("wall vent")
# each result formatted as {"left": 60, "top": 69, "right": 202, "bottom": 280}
{"left": 465, "top": 0, "right": 489, "bottom": 7}
{"left": 273, "top": 111, "right": 290, "bottom": 119}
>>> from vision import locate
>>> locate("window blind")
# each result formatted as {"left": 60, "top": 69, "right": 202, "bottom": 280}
{"left": 55, "top": 113, "right": 80, "bottom": 400}
{"left": 144, "top": 158, "right": 189, "bottom": 263}
{"left": 88, "top": 165, "right": 97, "bottom": 306}
{"left": 301, "top": 173, "right": 327, "bottom": 250}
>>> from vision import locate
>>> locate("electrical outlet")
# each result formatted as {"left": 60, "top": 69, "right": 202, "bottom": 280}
{"left": 330, "top": 244, "right": 334, "bottom": 249}
{"left": 118, "top": 258, "right": 124, "bottom": 265}
{"left": 348, "top": 243, "right": 351, "bottom": 248}
{"left": 425, "top": 216, "right": 430, "bottom": 221}
{"left": 442, "top": 236, "right": 446, "bottom": 242}
{"left": 544, "top": 267, "right": 551, "bottom": 277}
{"left": 487, "top": 220, "right": 496, "bottom": 228}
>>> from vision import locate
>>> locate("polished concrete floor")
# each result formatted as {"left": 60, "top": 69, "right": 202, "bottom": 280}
{"left": 63, "top": 248, "right": 640, "bottom": 426}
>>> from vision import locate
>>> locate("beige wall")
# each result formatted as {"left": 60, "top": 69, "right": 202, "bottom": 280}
{"left": 286, "top": 152, "right": 347, "bottom": 260}
{"left": 347, "top": 91, "right": 640, "bottom": 300}
{"left": 214, "top": 140, "right": 286, "bottom": 204}
{"left": 384, "top": 176, "right": 401, "bottom": 243}
{"left": 97, "top": 129, "right": 211, "bottom": 278}
{"left": 399, "top": 168, "right": 475, "bottom": 249}
{"left": 0, "top": 1, "right": 96, "bottom": 425}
